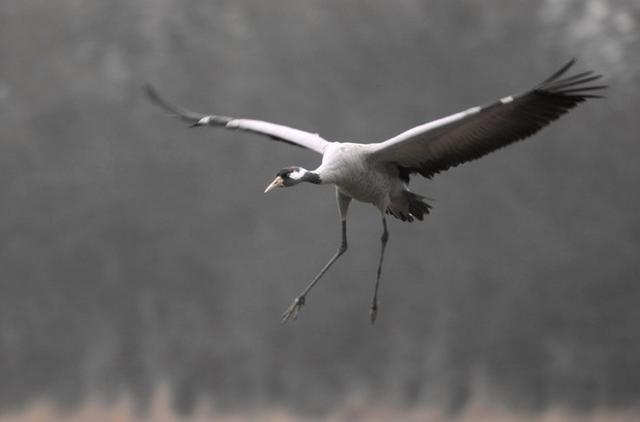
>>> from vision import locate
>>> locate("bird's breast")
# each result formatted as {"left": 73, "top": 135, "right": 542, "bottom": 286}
{"left": 318, "top": 144, "right": 400, "bottom": 206}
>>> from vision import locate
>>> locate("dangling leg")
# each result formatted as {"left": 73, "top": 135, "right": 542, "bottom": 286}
{"left": 370, "top": 215, "right": 388, "bottom": 324}
{"left": 281, "top": 190, "right": 352, "bottom": 323}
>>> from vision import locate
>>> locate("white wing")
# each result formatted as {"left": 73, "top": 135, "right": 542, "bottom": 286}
{"left": 368, "top": 59, "right": 605, "bottom": 179}
{"left": 144, "top": 84, "right": 330, "bottom": 155}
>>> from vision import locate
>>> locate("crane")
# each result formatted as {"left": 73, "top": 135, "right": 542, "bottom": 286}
{"left": 144, "top": 59, "right": 604, "bottom": 324}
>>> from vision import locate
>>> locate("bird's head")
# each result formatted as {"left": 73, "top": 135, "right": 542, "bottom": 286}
{"left": 264, "top": 167, "right": 321, "bottom": 193}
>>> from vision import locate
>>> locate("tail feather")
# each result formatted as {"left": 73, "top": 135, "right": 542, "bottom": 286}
{"left": 386, "top": 191, "right": 432, "bottom": 222}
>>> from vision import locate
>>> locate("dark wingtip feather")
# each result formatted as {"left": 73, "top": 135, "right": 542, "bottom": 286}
{"left": 142, "top": 83, "right": 162, "bottom": 106}
{"left": 561, "top": 84, "right": 608, "bottom": 92}
{"left": 143, "top": 82, "right": 178, "bottom": 114}
{"left": 535, "top": 60, "right": 606, "bottom": 99}
{"left": 578, "top": 94, "right": 607, "bottom": 99}
{"left": 540, "top": 58, "right": 576, "bottom": 85}
{"left": 143, "top": 83, "right": 210, "bottom": 124}
{"left": 547, "top": 74, "right": 603, "bottom": 91}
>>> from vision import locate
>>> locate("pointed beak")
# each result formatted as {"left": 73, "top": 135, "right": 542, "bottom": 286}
{"left": 264, "top": 176, "right": 285, "bottom": 193}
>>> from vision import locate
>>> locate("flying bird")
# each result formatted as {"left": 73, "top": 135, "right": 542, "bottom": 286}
{"left": 144, "top": 59, "right": 604, "bottom": 324}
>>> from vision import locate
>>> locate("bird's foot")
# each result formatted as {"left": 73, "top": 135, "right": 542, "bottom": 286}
{"left": 370, "top": 301, "right": 378, "bottom": 324}
{"left": 281, "top": 295, "right": 305, "bottom": 324}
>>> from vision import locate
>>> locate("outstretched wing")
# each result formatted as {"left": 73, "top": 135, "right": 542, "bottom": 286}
{"left": 368, "top": 59, "right": 605, "bottom": 179}
{"left": 144, "top": 84, "right": 330, "bottom": 155}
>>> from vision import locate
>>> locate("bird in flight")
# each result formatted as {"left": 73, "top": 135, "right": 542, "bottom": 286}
{"left": 144, "top": 59, "right": 604, "bottom": 324}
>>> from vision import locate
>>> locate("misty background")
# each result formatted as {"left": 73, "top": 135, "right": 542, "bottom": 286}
{"left": 1, "top": 0, "right": 639, "bottom": 418}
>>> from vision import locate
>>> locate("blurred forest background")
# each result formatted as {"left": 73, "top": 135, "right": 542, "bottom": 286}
{"left": 1, "top": 0, "right": 639, "bottom": 420}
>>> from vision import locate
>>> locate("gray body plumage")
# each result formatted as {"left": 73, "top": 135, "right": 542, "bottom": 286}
{"left": 317, "top": 143, "right": 404, "bottom": 208}
{"left": 315, "top": 142, "right": 429, "bottom": 222}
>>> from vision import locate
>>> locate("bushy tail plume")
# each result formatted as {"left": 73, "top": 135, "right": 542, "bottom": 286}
{"left": 386, "top": 191, "right": 432, "bottom": 222}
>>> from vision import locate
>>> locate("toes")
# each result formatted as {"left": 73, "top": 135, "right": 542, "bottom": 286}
{"left": 281, "top": 296, "right": 306, "bottom": 324}
{"left": 281, "top": 311, "right": 294, "bottom": 324}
